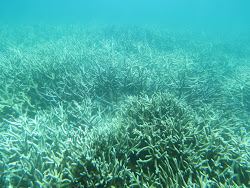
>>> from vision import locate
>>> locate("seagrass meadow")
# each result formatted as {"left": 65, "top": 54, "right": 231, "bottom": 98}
{"left": 0, "top": 25, "right": 249, "bottom": 187}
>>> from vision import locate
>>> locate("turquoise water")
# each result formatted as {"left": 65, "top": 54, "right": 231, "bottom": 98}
{"left": 0, "top": 1, "right": 249, "bottom": 187}
{"left": 1, "top": 0, "right": 250, "bottom": 31}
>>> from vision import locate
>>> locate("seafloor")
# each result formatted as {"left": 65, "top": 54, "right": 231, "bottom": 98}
{"left": 0, "top": 25, "right": 249, "bottom": 187}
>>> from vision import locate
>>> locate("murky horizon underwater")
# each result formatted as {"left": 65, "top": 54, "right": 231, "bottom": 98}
{"left": 0, "top": 1, "right": 249, "bottom": 187}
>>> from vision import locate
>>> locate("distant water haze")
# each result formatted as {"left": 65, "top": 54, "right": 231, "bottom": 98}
{"left": 0, "top": 0, "right": 250, "bottom": 34}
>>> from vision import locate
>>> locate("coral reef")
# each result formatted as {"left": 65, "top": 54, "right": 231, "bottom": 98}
{"left": 0, "top": 25, "right": 249, "bottom": 187}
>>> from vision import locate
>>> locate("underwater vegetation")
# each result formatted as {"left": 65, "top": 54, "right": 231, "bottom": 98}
{"left": 0, "top": 25, "right": 249, "bottom": 187}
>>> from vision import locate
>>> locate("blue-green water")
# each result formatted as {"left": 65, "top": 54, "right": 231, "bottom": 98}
{"left": 1, "top": 0, "right": 250, "bottom": 32}
{"left": 0, "top": 1, "right": 249, "bottom": 187}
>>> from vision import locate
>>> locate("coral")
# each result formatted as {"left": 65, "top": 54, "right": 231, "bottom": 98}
{"left": 0, "top": 25, "right": 249, "bottom": 187}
